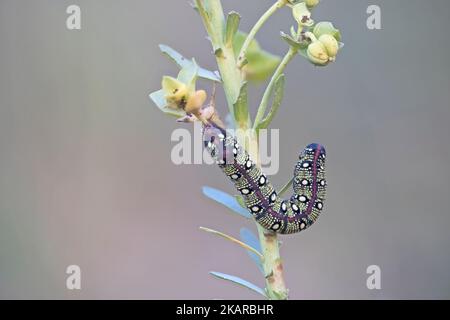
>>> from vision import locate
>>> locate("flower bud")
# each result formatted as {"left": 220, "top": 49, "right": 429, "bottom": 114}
{"left": 185, "top": 90, "right": 207, "bottom": 114}
{"left": 319, "top": 34, "right": 338, "bottom": 58}
{"left": 306, "top": 41, "right": 329, "bottom": 66}
{"left": 305, "top": 0, "right": 320, "bottom": 8}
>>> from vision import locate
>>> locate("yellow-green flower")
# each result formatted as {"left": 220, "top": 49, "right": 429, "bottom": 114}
{"left": 292, "top": 2, "right": 314, "bottom": 27}
{"left": 161, "top": 76, "right": 190, "bottom": 109}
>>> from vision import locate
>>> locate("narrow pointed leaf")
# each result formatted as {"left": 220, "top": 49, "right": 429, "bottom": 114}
{"left": 225, "top": 12, "right": 240, "bottom": 45}
{"left": 209, "top": 271, "right": 267, "bottom": 298}
{"left": 257, "top": 74, "right": 285, "bottom": 129}
{"left": 233, "top": 82, "right": 250, "bottom": 128}
{"left": 202, "top": 186, "right": 252, "bottom": 219}
{"left": 234, "top": 195, "right": 246, "bottom": 209}
{"left": 159, "top": 44, "right": 221, "bottom": 82}
{"left": 149, "top": 89, "right": 185, "bottom": 117}
{"left": 240, "top": 228, "right": 264, "bottom": 274}
{"left": 200, "top": 227, "right": 263, "bottom": 260}
{"left": 280, "top": 32, "right": 302, "bottom": 50}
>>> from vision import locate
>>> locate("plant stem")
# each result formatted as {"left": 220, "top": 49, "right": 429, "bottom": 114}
{"left": 237, "top": 0, "right": 288, "bottom": 69}
{"left": 246, "top": 132, "right": 289, "bottom": 300}
{"left": 257, "top": 225, "right": 288, "bottom": 299}
{"left": 195, "top": 0, "right": 246, "bottom": 129}
{"left": 253, "top": 47, "right": 297, "bottom": 130}
{"left": 197, "top": 0, "right": 289, "bottom": 300}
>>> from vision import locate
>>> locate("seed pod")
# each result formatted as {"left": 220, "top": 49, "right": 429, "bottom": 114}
{"left": 307, "top": 41, "right": 329, "bottom": 66}
{"left": 319, "top": 34, "right": 339, "bottom": 58}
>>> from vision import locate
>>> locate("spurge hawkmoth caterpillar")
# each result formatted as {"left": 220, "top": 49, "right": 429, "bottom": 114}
{"left": 203, "top": 125, "right": 327, "bottom": 235}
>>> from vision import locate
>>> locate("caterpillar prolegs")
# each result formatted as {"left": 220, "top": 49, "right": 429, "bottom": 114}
{"left": 203, "top": 125, "right": 327, "bottom": 235}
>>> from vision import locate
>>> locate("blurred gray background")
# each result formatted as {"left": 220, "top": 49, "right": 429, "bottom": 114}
{"left": 0, "top": 0, "right": 449, "bottom": 299}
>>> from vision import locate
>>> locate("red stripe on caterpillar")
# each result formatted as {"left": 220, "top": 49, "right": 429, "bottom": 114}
{"left": 203, "top": 125, "right": 327, "bottom": 235}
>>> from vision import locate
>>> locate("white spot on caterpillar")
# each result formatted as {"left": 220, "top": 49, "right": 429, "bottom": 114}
{"left": 300, "top": 222, "right": 306, "bottom": 230}
{"left": 320, "top": 180, "right": 326, "bottom": 186}
{"left": 251, "top": 205, "right": 261, "bottom": 213}
{"left": 230, "top": 174, "right": 239, "bottom": 180}
{"left": 271, "top": 222, "right": 281, "bottom": 231}
{"left": 316, "top": 202, "right": 323, "bottom": 210}
{"left": 259, "top": 175, "right": 266, "bottom": 186}
{"left": 299, "top": 195, "right": 307, "bottom": 203}
{"left": 292, "top": 203, "right": 299, "bottom": 212}
{"left": 281, "top": 202, "right": 287, "bottom": 212}
{"left": 302, "top": 162, "right": 310, "bottom": 168}
{"left": 245, "top": 160, "right": 252, "bottom": 169}
{"left": 241, "top": 188, "right": 250, "bottom": 195}
{"left": 301, "top": 179, "right": 309, "bottom": 186}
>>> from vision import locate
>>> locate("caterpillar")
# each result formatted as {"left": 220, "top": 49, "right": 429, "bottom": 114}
{"left": 203, "top": 125, "right": 327, "bottom": 235}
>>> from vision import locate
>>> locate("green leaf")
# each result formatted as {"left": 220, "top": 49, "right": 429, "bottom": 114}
{"left": 312, "top": 21, "right": 341, "bottom": 42}
{"left": 280, "top": 32, "right": 309, "bottom": 50}
{"left": 240, "top": 228, "right": 264, "bottom": 274}
{"left": 233, "top": 82, "right": 250, "bottom": 129}
{"left": 202, "top": 186, "right": 252, "bottom": 219}
{"left": 200, "top": 227, "right": 263, "bottom": 260}
{"left": 290, "top": 25, "right": 297, "bottom": 39}
{"left": 149, "top": 89, "right": 185, "bottom": 117}
{"left": 159, "top": 44, "right": 221, "bottom": 82}
{"left": 257, "top": 74, "right": 285, "bottom": 130}
{"left": 225, "top": 11, "right": 240, "bottom": 45}
{"left": 233, "top": 31, "right": 281, "bottom": 82}
{"left": 209, "top": 271, "right": 267, "bottom": 298}
{"left": 177, "top": 60, "right": 198, "bottom": 92}
{"left": 234, "top": 194, "right": 245, "bottom": 208}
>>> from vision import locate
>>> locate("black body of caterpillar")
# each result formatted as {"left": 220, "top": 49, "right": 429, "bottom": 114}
{"left": 203, "top": 125, "right": 327, "bottom": 234}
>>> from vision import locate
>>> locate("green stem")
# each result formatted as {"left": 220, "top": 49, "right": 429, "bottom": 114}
{"left": 257, "top": 224, "right": 288, "bottom": 299}
{"left": 246, "top": 132, "right": 288, "bottom": 300}
{"left": 253, "top": 47, "right": 297, "bottom": 130}
{"left": 197, "top": 0, "right": 289, "bottom": 300}
{"left": 237, "top": 0, "right": 288, "bottom": 68}
{"left": 195, "top": 0, "right": 244, "bottom": 127}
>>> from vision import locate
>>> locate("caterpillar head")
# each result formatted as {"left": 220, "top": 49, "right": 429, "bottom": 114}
{"left": 203, "top": 125, "right": 235, "bottom": 165}
{"left": 303, "top": 143, "right": 326, "bottom": 159}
